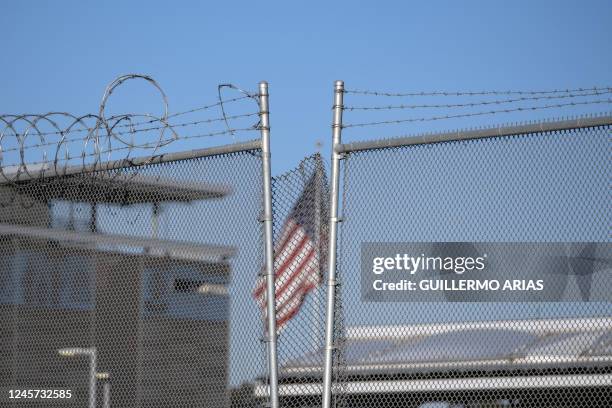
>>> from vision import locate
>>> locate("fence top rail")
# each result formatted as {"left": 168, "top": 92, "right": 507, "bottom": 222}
{"left": 335, "top": 113, "right": 612, "bottom": 154}
{"left": 0, "top": 138, "right": 262, "bottom": 185}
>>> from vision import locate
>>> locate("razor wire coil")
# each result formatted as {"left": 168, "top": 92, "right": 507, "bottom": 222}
{"left": 0, "top": 74, "right": 260, "bottom": 185}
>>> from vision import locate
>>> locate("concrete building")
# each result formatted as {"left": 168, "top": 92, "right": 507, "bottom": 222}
{"left": 0, "top": 174, "right": 236, "bottom": 407}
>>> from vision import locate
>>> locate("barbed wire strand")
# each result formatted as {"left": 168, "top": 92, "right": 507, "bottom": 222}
{"left": 5, "top": 127, "right": 260, "bottom": 171}
{"left": 344, "top": 86, "right": 611, "bottom": 97}
{"left": 218, "top": 83, "right": 260, "bottom": 142}
{"left": 344, "top": 89, "right": 612, "bottom": 111}
{"left": 0, "top": 112, "right": 260, "bottom": 154}
{"left": 0, "top": 96, "right": 255, "bottom": 139}
{"left": 343, "top": 99, "right": 612, "bottom": 129}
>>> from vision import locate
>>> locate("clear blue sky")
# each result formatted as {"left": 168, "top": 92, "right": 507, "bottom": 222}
{"left": 2, "top": 0, "right": 611, "bottom": 387}
{"left": 1, "top": 0, "right": 611, "bottom": 175}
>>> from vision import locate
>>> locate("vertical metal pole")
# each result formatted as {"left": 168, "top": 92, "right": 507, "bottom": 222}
{"left": 89, "top": 349, "right": 97, "bottom": 408}
{"left": 313, "top": 156, "right": 323, "bottom": 350}
{"left": 322, "top": 80, "right": 344, "bottom": 408}
{"left": 259, "top": 81, "right": 280, "bottom": 408}
{"left": 103, "top": 381, "right": 110, "bottom": 408}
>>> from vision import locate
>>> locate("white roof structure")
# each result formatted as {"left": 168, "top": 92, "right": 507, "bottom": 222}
{"left": 0, "top": 222, "right": 235, "bottom": 263}
{"left": 255, "top": 316, "right": 612, "bottom": 397}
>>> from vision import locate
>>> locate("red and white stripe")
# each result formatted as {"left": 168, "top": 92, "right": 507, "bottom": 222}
{"left": 253, "top": 219, "right": 321, "bottom": 330}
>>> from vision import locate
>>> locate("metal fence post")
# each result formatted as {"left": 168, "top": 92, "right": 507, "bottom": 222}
{"left": 322, "top": 80, "right": 344, "bottom": 408}
{"left": 259, "top": 80, "right": 280, "bottom": 408}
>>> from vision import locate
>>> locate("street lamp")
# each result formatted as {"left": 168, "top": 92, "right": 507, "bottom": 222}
{"left": 96, "top": 372, "right": 111, "bottom": 408}
{"left": 58, "top": 347, "right": 97, "bottom": 408}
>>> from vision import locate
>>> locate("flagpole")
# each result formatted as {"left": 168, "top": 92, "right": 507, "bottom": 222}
{"left": 313, "top": 150, "right": 323, "bottom": 352}
{"left": 259, "top": 81, "right": 280, "bottom": 408}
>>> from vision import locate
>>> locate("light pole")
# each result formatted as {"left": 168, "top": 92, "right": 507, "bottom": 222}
{"left": 96, "top": 372, "right": 111, "bottom": 408}
{"left": 58, "top": 347, "right": 97, "bottom": 408}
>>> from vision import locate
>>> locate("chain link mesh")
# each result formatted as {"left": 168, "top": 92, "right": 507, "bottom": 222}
{"left": 252, "top": 154, "right": 329, "bottom": 408}
{"left": 0, "top": 148, "right": 268, "bottom": 407}
{"left": 2, "top": 80, "right": 611, "bottom": 408}
{"left": 260, "top": 121, "right": 612, "bottom": 408}
{"left": 323, "top": 123, "right": 612, "bottom": 408}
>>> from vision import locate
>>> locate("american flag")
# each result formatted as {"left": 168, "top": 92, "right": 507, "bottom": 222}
{"left": 253, "top": 162, "right": 327, "bottom": 331}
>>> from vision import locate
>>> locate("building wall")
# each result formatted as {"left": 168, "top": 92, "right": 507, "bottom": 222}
{"left": 1, "top": 236, "right": 232, "bottom": 407}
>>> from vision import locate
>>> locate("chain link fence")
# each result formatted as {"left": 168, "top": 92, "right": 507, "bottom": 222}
{"left": 250, "top": 153, "right": 330, "bottom": 408}
{"left": 2, "top": 75, "right": 612, "bottom": 408}
{"left": 313, "top": 120, "right": 612, "bottom": 408}
{"left": 0, "top": 146, "right": 272, "bottom": 407}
